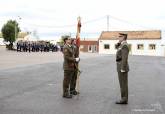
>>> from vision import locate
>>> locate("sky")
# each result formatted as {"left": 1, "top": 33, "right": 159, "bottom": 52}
{"left": 0, "top": 0, "right": 165, "bottom": 40}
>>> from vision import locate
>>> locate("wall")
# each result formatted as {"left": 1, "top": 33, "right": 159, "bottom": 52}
{"left": 0, "top": 38, "right": 5, "bottom": 45}
{"left": 80, "top": 40, "right": 98, "bottom": 53}
{"left": 99, "top": 39, "right": 164, "bottom": 56}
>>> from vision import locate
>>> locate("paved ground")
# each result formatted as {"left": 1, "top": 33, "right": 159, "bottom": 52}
{"left": 0, "top": 46, "right": 100, "bottom": 69}
{"left": 0, "top": 47, "right": 165, "bottom": 114}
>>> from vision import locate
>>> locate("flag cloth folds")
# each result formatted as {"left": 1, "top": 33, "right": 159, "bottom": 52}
{"left": 76, "top": 17, "right": 81, "bottom": 50}
{"left": 75, "top": 17, "right": 81, "bottom": 95}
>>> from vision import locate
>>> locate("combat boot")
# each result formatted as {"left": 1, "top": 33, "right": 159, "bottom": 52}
{"left": 63, "top": 94, "right": 72, "bottom": 98}
{"left": 70, "top": 90, "right": 79, "bottom": 95}
{"left": 115, "top": 99, "right": 128, "bottom": 104}
{"left": 63, "top": 89, "right": 72, "bottom": 98}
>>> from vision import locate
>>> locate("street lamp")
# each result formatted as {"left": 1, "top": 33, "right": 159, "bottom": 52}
{"left": 15, "top": 22, "right": 16, "bottom": 40}
{"left": 15, "top": 16, "right": 21, "bottom": 40}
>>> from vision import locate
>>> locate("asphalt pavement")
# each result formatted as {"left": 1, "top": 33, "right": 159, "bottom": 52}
{"left": 0, "top": 51, "right": 165, "bottom": 114}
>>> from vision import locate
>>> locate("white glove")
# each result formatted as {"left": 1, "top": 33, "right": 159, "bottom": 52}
{"left": 75, "top": 57, "right": 80, "bottom": 62}
{"left": 121, "top": 69, "right": 125, "bottom": 72}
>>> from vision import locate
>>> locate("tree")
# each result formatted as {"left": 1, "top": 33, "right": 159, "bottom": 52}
{"left": 1, "top": 20, "right": 20, "bottom": 50}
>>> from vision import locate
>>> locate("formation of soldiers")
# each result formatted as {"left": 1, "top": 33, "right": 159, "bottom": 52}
{"left": 16, "top": 41, "right": 61, "bottom": 52}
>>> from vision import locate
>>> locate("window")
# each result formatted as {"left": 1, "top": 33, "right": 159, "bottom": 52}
{"left": 104, "top": 44, "right": 110, "bottom": 49}
{"left": 137, "top": 44, "right": 144, "bottom": 50}
{"left": 149, "top": 44, "right": 156, "bottom": 50}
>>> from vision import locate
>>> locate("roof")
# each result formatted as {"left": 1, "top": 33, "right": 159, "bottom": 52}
{"left": 99, "top": 30, "right": 161, "bottom": 40}
{"left": 81, "top": 38, "right": 98, "bottom": 41}
{"left": 80, "top": 40, "right": 98, "bottom": 45}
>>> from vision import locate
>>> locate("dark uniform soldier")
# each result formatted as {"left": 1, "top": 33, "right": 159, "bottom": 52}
{"left": 16, "top": 42, "right": 20, "bottom": 52}
{"left": 28, "top": 42, "right": 31, "bottom": 53}
{"left": 116, "top": 33, "right": 129, "bottom": 104}
{"left": 63, "top": 37, "right": 80, "bottom": 98}
{"left": 70, "top": 39, "right": 79, "bottom": 95}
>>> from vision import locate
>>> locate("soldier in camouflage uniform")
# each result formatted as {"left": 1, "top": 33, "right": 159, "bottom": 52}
{"left": 70, "top": 39, "right": 80, "bottom": 95}
{"left": 62, "top": 37, "right": 80, "bottom": 98}
{"left": 116, "top": 33, "right": 129, "bottom": 104}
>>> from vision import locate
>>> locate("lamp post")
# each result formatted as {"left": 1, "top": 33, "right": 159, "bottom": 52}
{"left": 15, "top": 22, "right": 17, "bottom": 40}
{"left": 15, "top": 16, "right": 21, "bottom": 40}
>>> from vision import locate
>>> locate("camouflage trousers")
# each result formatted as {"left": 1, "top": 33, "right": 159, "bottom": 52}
{"left": 63, "top": 70, "right": 74, "bottom": 95}
{"left": 117, "top": 71, "right": 128, "bottom": 102}
{"left": 70, "top": 69, "right": 78, "bottom": 92}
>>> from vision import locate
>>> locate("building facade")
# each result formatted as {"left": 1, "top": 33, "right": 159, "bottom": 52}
{"left": 99, "top": 30, "right": 165, "bottom": 56}
{"left": 80, "top": 39, "right": 98, "bottom": 53}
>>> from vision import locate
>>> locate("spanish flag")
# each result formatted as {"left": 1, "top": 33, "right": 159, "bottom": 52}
{"left": 76, "top": 17, "right": 81, "bottom": 48}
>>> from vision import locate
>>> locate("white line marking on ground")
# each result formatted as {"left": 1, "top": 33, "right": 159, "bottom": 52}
{"left": 132, "top": 109, "right": 156, "bottom": 112}
{"left": 48, "top": 83, "right": 56, "bottom": 86}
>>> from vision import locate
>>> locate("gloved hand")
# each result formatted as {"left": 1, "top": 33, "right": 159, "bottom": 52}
{"left": 75, "top": 57, "right": 80, "bottom": 62}
{"left": 121, "top": 69, "right": 125, "bottom": 73}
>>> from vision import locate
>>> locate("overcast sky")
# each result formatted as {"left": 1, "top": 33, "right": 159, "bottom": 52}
{"left": 0, "top": 0, "right": 165, "bottom": 39}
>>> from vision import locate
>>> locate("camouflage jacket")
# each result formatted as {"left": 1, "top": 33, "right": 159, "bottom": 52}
{"left": 116, "top": 41, "right": 129, "bottom": 72}
{"left": 63, "top": 44, "right": 76, "bottom": 70}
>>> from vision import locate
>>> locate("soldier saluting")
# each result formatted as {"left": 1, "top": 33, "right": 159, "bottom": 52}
{"left": 116, "top": 33, "right": 129, "bottom": 104}
{"left": 62, "top": 36, "right": 80, "bottom": 98}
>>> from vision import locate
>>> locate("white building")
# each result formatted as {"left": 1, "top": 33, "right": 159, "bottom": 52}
{"left": 99, "top": 30, "right": 165, "bottom": 56}
{"left": 0, "top": 38, "right": 5, "bottom": 45}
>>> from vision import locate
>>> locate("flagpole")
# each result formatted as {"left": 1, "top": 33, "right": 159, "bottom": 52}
{"left": 76, "top": 16, "right": 81, "bottom": 56}
{"left": 76, "top": 16, "right": 81, "bottom": 96}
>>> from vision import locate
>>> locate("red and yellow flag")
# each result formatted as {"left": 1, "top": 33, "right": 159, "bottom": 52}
{"left": 76, "top": 17, "right": 81, "bottom": 49}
